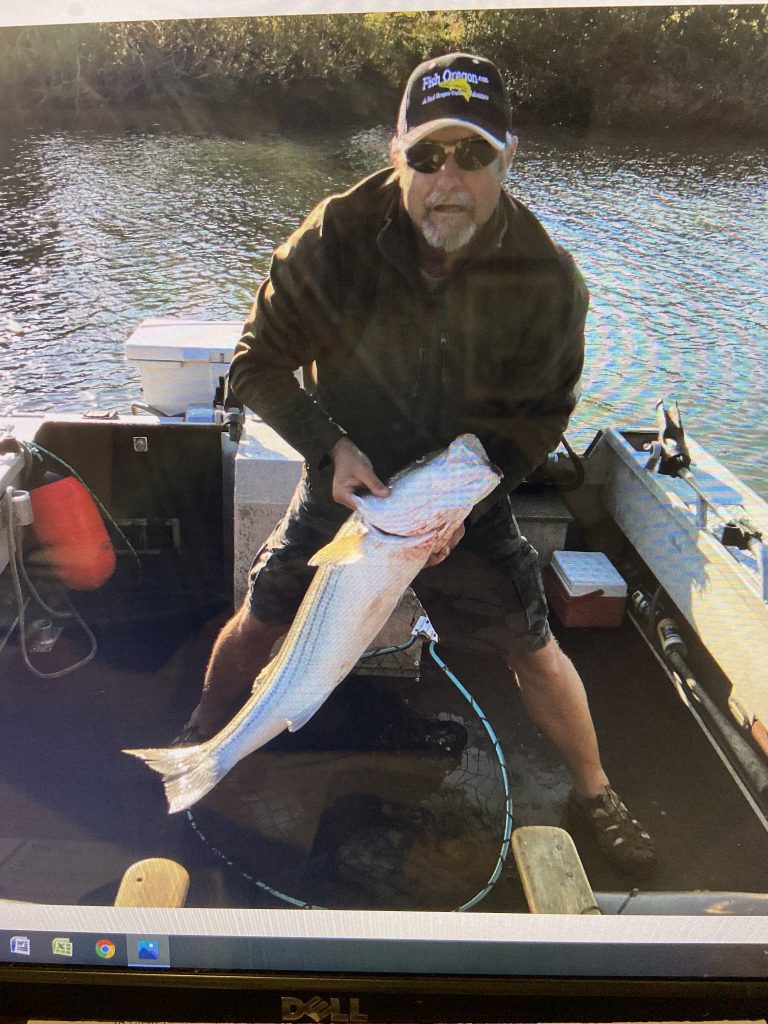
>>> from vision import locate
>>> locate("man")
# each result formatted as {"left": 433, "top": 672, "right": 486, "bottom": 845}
{"left": 181, "top": 53, "right": 656, "bottom": 876}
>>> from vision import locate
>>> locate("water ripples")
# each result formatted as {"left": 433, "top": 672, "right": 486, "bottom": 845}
{"left": 1, "top": 121, "right": 766, "bottom": 495}
{"left": 511, "top": 132, "right": 768, "bottom": 493}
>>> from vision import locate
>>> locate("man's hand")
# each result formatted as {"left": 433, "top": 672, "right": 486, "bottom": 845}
{"left": 330, "top": 437, "right": 390, "bottom": 511}
{"left": 426, "top": 523, "right": 465, "bottom": 567}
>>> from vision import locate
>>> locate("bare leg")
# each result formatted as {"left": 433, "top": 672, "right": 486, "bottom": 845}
{"left": 185, "top": 604, "right": 289, "bottom": 738}
{"left": 508, "top": 636, "right": 609, "bottom": 797}
{"left": 509, "top": 636, "right": 656, "bottom": 874}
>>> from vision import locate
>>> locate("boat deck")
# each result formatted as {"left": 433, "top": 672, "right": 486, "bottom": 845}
{"left": 1, "top": 551, "right": 767, "bottom": 913}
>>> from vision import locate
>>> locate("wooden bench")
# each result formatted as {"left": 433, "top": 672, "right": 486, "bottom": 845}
{"left": 112, "top": 857, "right": 189, "bottom": 908}
{"left": 0, "top": 857, "right": 189, "bottom": 908}
{"left": 512, "top": 825, "right": 601, "bottom": 914}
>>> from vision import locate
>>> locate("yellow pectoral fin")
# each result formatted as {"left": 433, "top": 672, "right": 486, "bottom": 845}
{"left": 308, "top": 531, "right": 367, "bottom": 567}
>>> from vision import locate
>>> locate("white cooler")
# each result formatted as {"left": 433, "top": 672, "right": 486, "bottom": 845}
{"left": 125, "top": 318, "right": 243, "bottom": 415}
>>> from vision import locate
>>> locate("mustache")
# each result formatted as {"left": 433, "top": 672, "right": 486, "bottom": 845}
{"left": 424, "top": 190, "right": 474, "bottom": 211}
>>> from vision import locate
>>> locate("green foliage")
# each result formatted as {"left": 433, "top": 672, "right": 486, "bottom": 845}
{"left": 0, "top": 7, "right": 765, "bottom": 133}
{"left": 0, "top": 24, "right": 105, "bottom": 106}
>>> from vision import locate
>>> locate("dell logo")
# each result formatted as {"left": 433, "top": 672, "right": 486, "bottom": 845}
{"left": 281, "top": 996, "right": 368, "bottom": 1022}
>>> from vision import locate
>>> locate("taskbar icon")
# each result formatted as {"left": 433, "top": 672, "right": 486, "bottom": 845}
{"left": 52, "top": 936, "right": 73, "bottom": 957}
{"left": 10, "top": 935, "right": 30, "bottom": 956}
{"left": 95, "top": 938, "right": 116, "bottom": 960}
{"left": 127, "top": 935, "right": 170, "bottom": 968}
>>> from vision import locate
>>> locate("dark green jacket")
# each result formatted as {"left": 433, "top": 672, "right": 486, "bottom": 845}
{"left": 229, "top": 168, "right": 588, "bottom": 494}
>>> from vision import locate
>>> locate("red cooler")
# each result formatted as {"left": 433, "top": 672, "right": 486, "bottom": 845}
{"left": 544, "top": 550, "right": 627, "bottom": 628}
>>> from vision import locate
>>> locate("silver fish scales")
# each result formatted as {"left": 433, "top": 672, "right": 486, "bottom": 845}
{"left": 124, "top": 434, "right": 501, "bottom": 813}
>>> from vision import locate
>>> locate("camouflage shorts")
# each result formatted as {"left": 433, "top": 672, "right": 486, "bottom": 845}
{"left": 246, "top": 471, "right": 551, "bottom": 659}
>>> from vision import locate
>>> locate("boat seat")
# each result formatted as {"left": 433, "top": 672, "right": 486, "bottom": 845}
{"left": 0, "top": 857, "right": 189, "bottom": 908}
{"left": 510, "top": 490, "right": 573, "bottom": 567}
{"left": 113, "top": 857, "right": 190, "bottom": 908}
{"left": 512, "top": 825, "right": 601, "bottom": 914}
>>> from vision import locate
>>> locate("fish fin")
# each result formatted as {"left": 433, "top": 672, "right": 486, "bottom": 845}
{"left": 308, "top": 530, "right": 367, "bottom": 567}
{"left": 285, "top": 695, "right": 328, "bottom": 732}
{"left": 123, "top": 744, "right": 225, "bottom": 814}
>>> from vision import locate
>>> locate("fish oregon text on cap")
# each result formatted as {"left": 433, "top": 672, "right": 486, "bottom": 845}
{"left": 396, "top": 52, "right": 514, "bottom": 150}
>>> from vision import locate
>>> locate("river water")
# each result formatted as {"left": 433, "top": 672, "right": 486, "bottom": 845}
{"left": 1, "top": 120, "right": 766, "bottom": 496}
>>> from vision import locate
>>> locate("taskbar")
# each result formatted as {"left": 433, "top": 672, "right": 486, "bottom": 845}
{"left": 1, "top": 928, "right": 768, "bottom": 977}
{"left": 1, "top": 930, "right": 171, "bottom": 968}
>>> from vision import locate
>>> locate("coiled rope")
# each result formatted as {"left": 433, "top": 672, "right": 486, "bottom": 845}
{"left": 2, "top": 485, "right": 97, "bottom": 678}
{"left": 1, "top": 441, "right": 140, "bottom": 678}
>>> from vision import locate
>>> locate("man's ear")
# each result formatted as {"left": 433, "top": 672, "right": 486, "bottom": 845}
{"left": 502, "top": 134, "right": 518, "bottom": 173}
{"left": 390, "top": 136, "right": 405, "bottom": 170}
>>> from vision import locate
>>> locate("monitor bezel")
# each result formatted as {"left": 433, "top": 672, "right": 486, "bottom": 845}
{"left": 1, "top": 1, "right": 767, "bottom": 1020}
{"left": 2, "top": 966, "right": 768, "bottom": 1022}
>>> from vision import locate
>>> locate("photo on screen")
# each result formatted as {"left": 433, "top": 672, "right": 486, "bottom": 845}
{"left": 0, "top": 0, "right": 767, "bottom": 1013}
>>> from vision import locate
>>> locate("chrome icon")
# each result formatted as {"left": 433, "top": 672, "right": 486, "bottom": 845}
{"left": 95, "top": 939, "right": 116, "bottom": 959}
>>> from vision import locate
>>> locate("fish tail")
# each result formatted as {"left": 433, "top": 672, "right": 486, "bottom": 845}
{"left": 123, "top": 742, "right": 225, "bottom": 814}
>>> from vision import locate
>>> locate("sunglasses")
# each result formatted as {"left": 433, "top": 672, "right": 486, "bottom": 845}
{"left": 405, "top": 136, "right": 499, "bottom": 174}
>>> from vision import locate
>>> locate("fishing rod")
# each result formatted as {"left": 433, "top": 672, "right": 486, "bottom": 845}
{"left": 645, "top": 399, "right": 767, "bottom": 601}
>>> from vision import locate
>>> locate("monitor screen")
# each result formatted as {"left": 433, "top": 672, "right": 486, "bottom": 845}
{"left": 0, "top": 1, "right": 767, "bottom": 1020}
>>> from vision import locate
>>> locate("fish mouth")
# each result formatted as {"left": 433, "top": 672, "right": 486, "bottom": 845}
{"left": 371, "top": 524, "right": 410, "bottom": 538}
{"left": 370, "top": 523, "right": 434, "bottom": 541}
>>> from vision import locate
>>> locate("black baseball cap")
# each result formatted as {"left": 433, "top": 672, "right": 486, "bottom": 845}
{"left": 396, "top": 53, "right": 513, "bottom": 150}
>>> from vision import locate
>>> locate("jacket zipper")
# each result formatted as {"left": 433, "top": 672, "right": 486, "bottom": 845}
{"left": 412, "top": 346, "right": 426, "bottom": 399}
{"left": 440, "top": 335, "right": 450, "bottom": 391}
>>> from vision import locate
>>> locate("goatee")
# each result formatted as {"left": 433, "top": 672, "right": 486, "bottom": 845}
{"left": 420, "top": 190, "right": 477, "bottom": 253}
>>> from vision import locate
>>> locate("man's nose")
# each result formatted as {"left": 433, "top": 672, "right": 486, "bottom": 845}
{"left": 434, "top": 153, "right": 464, "bottom": 184}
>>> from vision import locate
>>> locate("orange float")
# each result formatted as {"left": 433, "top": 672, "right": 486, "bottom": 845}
{"left": 30, "top": 476, "right": 116, "bottom": 590}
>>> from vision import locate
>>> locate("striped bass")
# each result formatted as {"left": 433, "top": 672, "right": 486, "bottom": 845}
{"left": 124, "top": 434, "right": 500, "bottom": 813}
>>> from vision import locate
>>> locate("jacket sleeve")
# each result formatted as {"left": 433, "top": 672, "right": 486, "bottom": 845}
{"left": 483, "top": 253, "right": 588, "bottom": 490}
{"left": 228, "top": 202, "right": 348, "bottom": 467}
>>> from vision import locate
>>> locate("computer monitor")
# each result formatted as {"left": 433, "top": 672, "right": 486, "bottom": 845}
{"left": 0, "top": 1, "right": 767, "bottom": 1020}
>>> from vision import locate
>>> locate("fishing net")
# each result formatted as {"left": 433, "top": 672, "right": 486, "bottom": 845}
{"left": 187, "top": 640, "right": 514, "bottom": 911}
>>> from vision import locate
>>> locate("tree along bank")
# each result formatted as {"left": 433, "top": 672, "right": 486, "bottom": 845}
{"left": 1, "top": 8, "right": 766, "bottom": 136}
